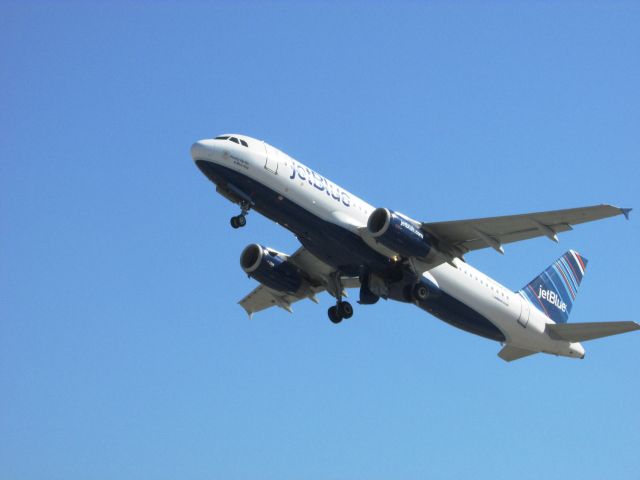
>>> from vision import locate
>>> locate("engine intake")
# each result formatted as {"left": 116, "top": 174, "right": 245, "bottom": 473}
{"left": 240, "top": 244, "right": 303, "bottom": 293}
{"left": 367, "top": 207, "right": 432, "bottom": 258}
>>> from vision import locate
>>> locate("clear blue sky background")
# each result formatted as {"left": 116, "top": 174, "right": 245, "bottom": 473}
{"left": 2, "top": 2, "right": 639, "bottom": 479}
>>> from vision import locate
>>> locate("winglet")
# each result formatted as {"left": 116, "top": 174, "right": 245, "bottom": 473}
{"left": 621, "top": 208, "right": 632, "bottom": 220}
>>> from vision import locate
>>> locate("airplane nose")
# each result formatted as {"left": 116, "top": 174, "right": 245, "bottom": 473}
{"left": 190, "top": 139, "right": 215, "bottom": 161}
{"left": 191, "top": 140, "right": 206, "bottom": 160}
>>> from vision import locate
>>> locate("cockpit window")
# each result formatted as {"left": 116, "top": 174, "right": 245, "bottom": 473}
{"left": 214, "top": 135, "right": 249, "bottom": 147}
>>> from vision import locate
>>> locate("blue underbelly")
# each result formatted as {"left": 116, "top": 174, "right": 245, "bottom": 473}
{"left": 417, "top": 294, "right": 505, "bottom": 342}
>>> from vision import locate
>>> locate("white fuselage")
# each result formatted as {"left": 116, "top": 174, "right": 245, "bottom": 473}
{"left": 191, "top": 135, "right": 585, "bottom": 359}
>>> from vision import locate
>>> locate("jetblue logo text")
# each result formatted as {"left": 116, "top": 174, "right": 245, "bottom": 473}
{"left": 538, "top": 287, "right": 567, "bottom": 312}
{"left": 400, "top": 219, "right": 424, "bottom": 239}
{"left": 289, "top": 161, "right": 351, "bottom": 207}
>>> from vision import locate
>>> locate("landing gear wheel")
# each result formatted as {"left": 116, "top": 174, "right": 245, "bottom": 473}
{"left": 413, "top": 283, "right": 429, "bottom": 301}
{"left": 328, "top": 306, "right": 342, "bottom": 324}
{"left": 230, "top": 200, "right": 251, "bottom": 229}
{"left": 337, "top": 301, "right": 353, "bottom": 319}
{"left": 230, "top": 215, "right": 246, "bottom": 229}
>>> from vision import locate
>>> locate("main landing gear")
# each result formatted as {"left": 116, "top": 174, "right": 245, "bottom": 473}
{"left": 230, "top": 200, "right": 251, "bottom": 229}
{"left": 327, "top": 271, "right": 354, "bottom": 324}
{"left": 328, "top": 301, "right": 353, "bottom": 324}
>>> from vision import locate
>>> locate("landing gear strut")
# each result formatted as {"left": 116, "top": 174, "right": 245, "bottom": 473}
{"left": 327, "top": 272, "right": 354, "bottom": 324}
{"left": 230, "top": 200, "right": 251, "bottom": 229}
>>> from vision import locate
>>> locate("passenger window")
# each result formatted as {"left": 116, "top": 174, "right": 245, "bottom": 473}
{"left": 230, "top": 137, "right": 239, "bottom": 144}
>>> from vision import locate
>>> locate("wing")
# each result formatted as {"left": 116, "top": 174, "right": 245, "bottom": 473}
{"left": 422, "top": 204, "right": 630, "bottom": 256}
{"left": 238, "top": 284, "right": 319, "bottom": 318}
{"left": 238, "top": 247, "right": 360, "bottom": 318}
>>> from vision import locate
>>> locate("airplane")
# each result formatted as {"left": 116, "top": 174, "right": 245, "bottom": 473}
{"left": 191, "top": 133, "right": 639, "bottom": 362}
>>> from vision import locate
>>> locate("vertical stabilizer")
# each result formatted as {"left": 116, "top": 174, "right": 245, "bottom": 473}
{"left": 518, "top": 250, "right": 588, "bottom": 324}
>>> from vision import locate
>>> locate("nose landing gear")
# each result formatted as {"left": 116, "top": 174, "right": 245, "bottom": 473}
{"left": 230, "top": 200, "right": 251, "bottom": 229}
{"left": 230, "top": 215, "right": 246, "bottom": 229}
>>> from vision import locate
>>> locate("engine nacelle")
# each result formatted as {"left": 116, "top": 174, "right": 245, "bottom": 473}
{"left": 240, "top": 244, "right": 303, "bottom": 293}
{"left": 367, "top": 207, "right": 432, "bottom": 258}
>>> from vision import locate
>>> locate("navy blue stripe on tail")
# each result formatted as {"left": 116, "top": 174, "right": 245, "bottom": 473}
{"left": 518, "top": 250, "right": 588, "bottom": 324}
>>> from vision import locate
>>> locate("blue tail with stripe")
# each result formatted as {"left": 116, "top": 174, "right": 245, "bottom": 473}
{"left": 518, "top": 250, "right": 588, "bottom": 324}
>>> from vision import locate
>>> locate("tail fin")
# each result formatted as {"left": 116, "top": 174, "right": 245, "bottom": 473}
{"left": 518, "top": 250, "right": 588, "bottom": 324}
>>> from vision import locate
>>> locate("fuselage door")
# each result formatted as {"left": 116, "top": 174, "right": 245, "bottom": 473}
{"left": 263, "top": 142, "right": 279, "bottom": 174}
{"left": 517, "top": 297, "right": 530, "bottom": 328}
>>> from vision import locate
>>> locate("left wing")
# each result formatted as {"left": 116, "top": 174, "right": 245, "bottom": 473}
{"left": 422, "top": 204, "right": 630, "bottom": 257}
{"left": 238, "top": 247, "right": 359, "bottom": 318}
{"left": 238, "top": 284, "right": 319, "bottom": 318}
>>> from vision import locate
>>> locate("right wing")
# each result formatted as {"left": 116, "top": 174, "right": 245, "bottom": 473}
{"left": 238, "top": 247, "right": 359, "bottom": 318}
{"left": 422, "top": 204, "right": 630, "bottom": 257}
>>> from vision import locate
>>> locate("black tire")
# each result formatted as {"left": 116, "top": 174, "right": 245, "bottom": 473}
{"left": 328, "top": 306, "right": 342, "bottom": 324}
{"left": 230, "top": 217, "right": 239, "bottom": 229}
{"left": 413, "top": 284, "right": 429, "bottom": 301}
{"left": 338, "top": 301, "right": 353, "bottom": 319}
{"left": 237, "top": 215, "right": 247, "bottom": 227}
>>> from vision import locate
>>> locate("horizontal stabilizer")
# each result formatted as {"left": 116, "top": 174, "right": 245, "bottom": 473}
{"left": 546, "top": 321, "right": 640, "bottom": 342}
{"left": 498, "top": 345, "right": 538, "bottom": 362}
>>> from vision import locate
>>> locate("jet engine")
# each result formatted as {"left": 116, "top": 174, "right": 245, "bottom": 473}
{"left": 240, "top": 244, "right": 303, "bottom": 293}
{"left": 367, "top": 207, "right": 432, "bottom": 258}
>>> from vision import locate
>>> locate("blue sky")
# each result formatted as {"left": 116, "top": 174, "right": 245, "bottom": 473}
{"left": 1, "top": 2, "right": 639, "bottom": 479}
